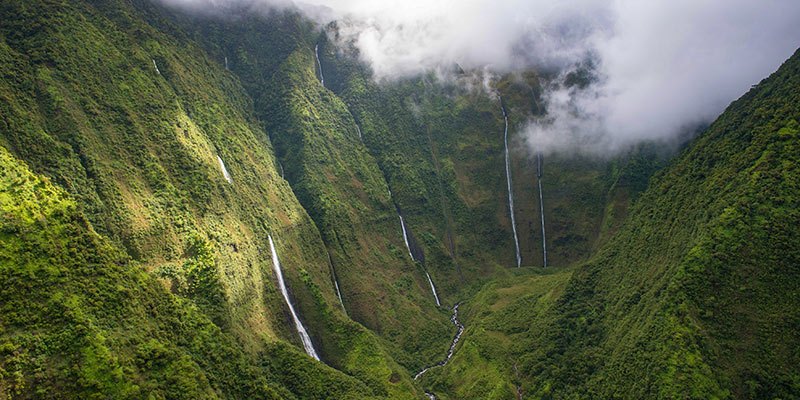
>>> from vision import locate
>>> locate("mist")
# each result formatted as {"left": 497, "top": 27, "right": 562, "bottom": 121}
{"left": 156, "top": 0, "right": 800, "bottom": 153}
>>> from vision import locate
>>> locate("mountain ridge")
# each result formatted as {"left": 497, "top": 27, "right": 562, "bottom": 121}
{"left": 0, "top": 1, "right": 797, "bottom": 398}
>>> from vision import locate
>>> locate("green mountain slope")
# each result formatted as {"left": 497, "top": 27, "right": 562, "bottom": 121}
{"left": 431, "top": 49, "right": 800, "bottom": 399}
{"left": 2, "top": 1, "right": 796, "bottom": 399}
{"left": 0, "top": 146, "right": 387, "bottom": 399}
{"left": 159, "top": 10, "right": 650, "bottom": 375}
{"left": 0, "top": 1, "right": 419, "bottom": 397}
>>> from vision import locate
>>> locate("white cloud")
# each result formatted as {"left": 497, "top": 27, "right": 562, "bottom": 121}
{"left": 156, "top": 0, "right": 800, "bottom": 153}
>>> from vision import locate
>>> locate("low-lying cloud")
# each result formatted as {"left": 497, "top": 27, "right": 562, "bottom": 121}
{"left": 157, "top": 0, "right": 800, "bottom": 153}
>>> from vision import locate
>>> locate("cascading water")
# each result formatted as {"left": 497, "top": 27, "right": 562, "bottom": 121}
{"left": 224, "top": 56, "right": 229, "bottom": 70}
{"left": 414, "top": 303, "right": 465, "bottom": 380}
{"left": 314, "top": 44, "right": 325, "bottom": 87}
{"left": 217, "top": 155, "right": 232, "bottom": 183}
{"left": 398, "top": 213, "right": 414, "bottom": 261}
{"left": 537, "top": 152, "right": 547, "bottom": 267}
{"left": 425, "top": 271, "right": 441, "bottom": 307}
{"left": 513, "top": 364, "right": 524, "bottom": 400}
{"left": 355, "top": 123, "right": 363, "bottom": 141}
{"left": 333, "top": 275, "right": 345, "bottom": 311}
{"left": 394, "top": 193, "right": 440, "bottom": 306}
{"left": 501, "top": 102, "right": 522, "bottom": 268}
{"left": 152, "top": 59, "right": 161, "bottom": 75}
{"left": 326, "top": 251, "right": 346, "bottom": 313}
{"left": 279, "top": 162, "right": 285, "bottom": 178}
{"left": 537, "top": 152, "right": 542, "bottom": 178}
{"left": 268, "top": 235, "right": 320, "bottom": 360}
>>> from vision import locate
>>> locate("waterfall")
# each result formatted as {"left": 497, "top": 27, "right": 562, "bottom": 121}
{"left": 502, "top": 103, "right": 522, "bottom": 267}
{"left": 224, "top": 56, "right": 229, "bottom": 70}
{"left": 445, "top": 304, "right": 465, "bottom": 362}
{"left": 268, "top": 235, "right": 320, "bottom": 360}
{"left": 399, "top": 213, "right": 414, "bottom": 261}
{"left": 217, "top": 156, "right": 232, "bottom": 183}
{"left": 152, "top": 59, "right": 161, "bottom": 75}
{"left": 393, "top": 193, "right": 439, "bottom": 306}
{"left": 537, "top": 152, "right": 542, "bottom": 178}
{"left": 333, "top": 275, "right": 345, "bottom": 311}
{"left": 314, "top": 44, "right": 325, "bottom": 87}
{"left": 425, "top": 271, "right": 441, "bottom": 307}
{"left": 390, "top": 187, "right": 413, "bottom": 261}
{"left": 355, "top": 123, "right": 363, "bottom": 141}
{"left": 279, "top": 162, "right": 285, "bottom": 178}
{"left": 326, "top": 251, "right": 346, "bottom": 313}
{"left": 398, "top": 214, "right": 439, "bottom": 306}
{"left": 537, "top": 153, "right": 547, "bottom": 267}
{"left": 414, "top": 303, "right": 465, "bottom": 380}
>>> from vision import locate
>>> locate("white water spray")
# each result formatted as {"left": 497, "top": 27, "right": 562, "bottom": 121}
{"left": 398, "top": 214, "right": 414, "bottom": 261}
{"left": 326, "top": 251, "right": 346, "bottom": 312}
{"left": 217, "top": 155, "right": 232, "bottom": 183}
{"left": 152, "top": 59, "right": 161, "bottom": 75}
{"left": 501, "top": 102, "right": 521, "bottom": 268}
{"left": 268, "top": 235, "right": 320, "bottom": 360}
{"left": 314, "top": 44, "right": 325, "bottom": 87}
{"left": 224, "top": 56, "right": 229, "bottom": 70}
{"left": 396, "top": 202, "right": 440, "bottom": 306}
{"left": 414, "top": 303, "right": 465, "bottom": 380}
{"left": 425, "top": 271, "right": 441, "bottom": 307}
{"left": 333, "top": 276, "right": 344, "bottom": 310}
{"left": 537, "top": 153, "right": 547, "bottom": 267}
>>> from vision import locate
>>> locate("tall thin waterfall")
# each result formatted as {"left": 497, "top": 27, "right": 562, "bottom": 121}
{"left": 389, "top": 188, "right": 412, "bottom": 260}
{"left": 399, "top": 213, "right": 414, "bottom": 261}
{"left": 333, "top": 274, "right": 345, "bottom": 311}
{"left": 314, "top": 44, "right": 325, "bottom": 87}
{"left": 425, "top": 271, "right": 441, "bottom": 307}
{"left": 326, "top": 251, "right": 346, "bottom": 313}
{"left": 501, "top": 102, "right": 522, "bottom": 267}
{"left": 393, "top": 190, "right": 440, "bottom": 306}
{"left": 224, "top": 56, "right": 229, "bottom": 70}
{"left": 217, "top": 156, "right": 232, "bottom": 183}
{"left": 268, "top": 235, "right": 320, "bottom": 360}
{"left": 152, "top": 59, "right": 161, "bottom": 75}
{"left": 537, "top": 153, "right": 547, "bottom": 267}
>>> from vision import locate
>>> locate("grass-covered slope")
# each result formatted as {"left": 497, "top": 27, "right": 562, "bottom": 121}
{"left": 169, "top": 11, "right": 458, "bottom": 371}
{"left": 422, "top": 267, "right": 574, "bottom": 400}
{"left": 434, "top": 49, "right": 800, "bottom": 399}
{"left": 0, "top": 147, "right": 390, "bottom": 400}
{"left": 323, "top": 40, "right": 642, "bottom": 277}
{"left": 8, "top": 1, "right": 793, "bottom": 398}
{"left": 161, "top": 12, "right": 658, "bottom": 379}
{"left": 0, "top": 1, "right": 421, "bottom": 397}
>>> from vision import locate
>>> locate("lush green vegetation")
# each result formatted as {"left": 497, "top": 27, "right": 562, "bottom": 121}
{"left": 429, "top": 50, "right": 800, "bottom": 399}
{"left": 1, "top": 0, "right": 797, "bottom": 398}
{"left": 0, "top": 146, "right": 390, "bottom": 399}
{"left": 0, "top": 1, "right": 419, "bottom": 397}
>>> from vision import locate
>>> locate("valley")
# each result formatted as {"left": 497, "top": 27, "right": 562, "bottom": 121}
{"left": 0, "top": 1, "right": 798, "bottom": 399}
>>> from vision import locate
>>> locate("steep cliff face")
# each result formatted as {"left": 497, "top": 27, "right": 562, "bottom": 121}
{"left": 428, "top": 50, "right": 800, "bottom": 399}
{"left": 168, "top": 9, "right": 636, "bottom": 371}
{"left": 0, "top": 145, "right": 391, "bottom": 399}
{"left": 3, "top": 1, "right": 795, "bottom": 399}
{"left": 0, "top": 1, "right": 418, "bottom": 397}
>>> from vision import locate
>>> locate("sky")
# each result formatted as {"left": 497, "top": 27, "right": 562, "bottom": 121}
{"left": 158, "top": 0, "right": 800, "bottom": 153}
